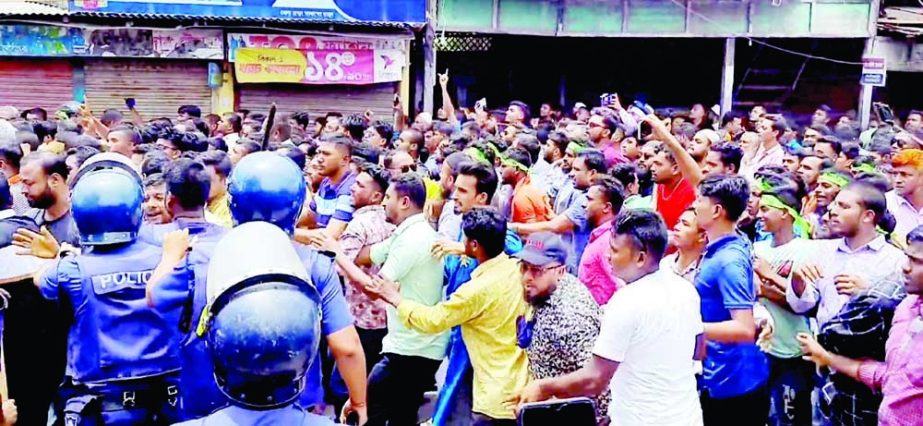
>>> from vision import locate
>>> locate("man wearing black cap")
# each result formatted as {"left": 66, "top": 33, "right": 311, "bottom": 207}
{"left": 514, "top": 231, "right": 608, "bottom": 422}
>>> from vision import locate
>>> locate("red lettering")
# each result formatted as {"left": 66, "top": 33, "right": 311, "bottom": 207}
{"left": 247, "top": 35, "right": 270, "bottom": 48}
{"left": 298, "top": 37, "right": 318, "bottom": 50}
{"left": 269, "top": 36, "right": 296, "bottom": 49}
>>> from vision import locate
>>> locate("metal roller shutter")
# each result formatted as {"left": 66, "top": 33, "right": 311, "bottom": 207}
{"left": 237, "top": 83, "right": 397, "bottom": 121}
{"left": 85, "top": 60, "right": 211, "bottom": 119}
{"left": 0, "top": 59, "right": 74, "bottom": 113}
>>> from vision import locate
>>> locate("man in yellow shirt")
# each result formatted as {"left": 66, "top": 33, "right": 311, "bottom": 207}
{"left": 366, "top": 207, "right": 530, "bottom": 425}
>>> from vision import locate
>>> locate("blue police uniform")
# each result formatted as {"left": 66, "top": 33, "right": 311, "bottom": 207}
{"left": 173, "top": 405, "right": 337, "bottom": 426}
{"left": 223, "top": 152, "right": 355, "bottom": 411}
{"left": 39, "top": 168, "right": 186, "bottom": 425}
{"left": 41, "top": 243, "right": 185, "bottom": 424}
{"left": 142, "top": 219, "right": 228, "bottom": 421}
{"left": 172, "top": 222, "right": 329, "bottom": 426}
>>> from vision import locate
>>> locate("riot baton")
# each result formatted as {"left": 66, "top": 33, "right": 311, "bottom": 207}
{"left": 261, "top": 103, "right": 277, "bottom": 151}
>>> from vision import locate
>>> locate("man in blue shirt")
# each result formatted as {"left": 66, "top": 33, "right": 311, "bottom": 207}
{"left": 692, "top": 174, "right": 769, "bottom": 425}
{"left": 304, "top": 135, "right": 357, "bottom": 239}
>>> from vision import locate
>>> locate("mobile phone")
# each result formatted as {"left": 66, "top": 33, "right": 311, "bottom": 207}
{"left": 874, "top": 102, "right": 894, "bottom": 123}
{"left": 518, "top": 397, "right": 596, "bottom": 426}
{"left": 393, "top": 94, "right": 400, "bottom": 107}
{"left": 600, "top": 93, "right": 610, "bottom": 107}
{"left": 474, "top": 98, "right": 487, "bottom": 112}
{"left": 124, "top": 98, "right": 136, "bottom": 109}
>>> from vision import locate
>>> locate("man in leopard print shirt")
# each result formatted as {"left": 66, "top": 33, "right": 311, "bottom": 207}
{"left": 514, "top": 232, "right": 610, "bottom": 422}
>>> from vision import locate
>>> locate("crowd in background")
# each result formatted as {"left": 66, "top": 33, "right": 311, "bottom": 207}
{"left": 0, "top": 69, "right": 922, "bottom": 426}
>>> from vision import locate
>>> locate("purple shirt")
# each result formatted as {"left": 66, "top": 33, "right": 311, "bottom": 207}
{"left": 886, "top": 190, "right": 923, "bottom": 241}
{"left": 577, "top": 219, "right": 622, "bottom": 305}
{"left": 786, "top": 236, "right": 907, "bottom": 327}
{"left": 857, "top": 294, "right": 923, "bottom": 426}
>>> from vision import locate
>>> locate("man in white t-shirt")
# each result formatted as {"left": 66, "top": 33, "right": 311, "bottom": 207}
{"left": 513, "top": 209, "right": 704, "bottom": 426}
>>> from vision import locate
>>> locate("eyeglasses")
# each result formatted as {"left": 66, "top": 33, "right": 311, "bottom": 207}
{"left": 519, "top": 263, "right": 564, "bottom": 276}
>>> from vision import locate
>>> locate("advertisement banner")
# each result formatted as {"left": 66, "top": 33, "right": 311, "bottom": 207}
{"left": 227, "top": 33, "right": 407, "bottom": 62}
{"left": 0, "top": 25, "right": 223, "bottom": 59}
{"left": 70, "top": 0, "right": 426, "bottom": 24}
{"left": 85, "top": 28, "right": 224, "bottom": 59}
{"left": 234, "top": 46, "right": 403, "bottom": 85}
{"left": 0, "top": 26, "right": 82, "bottom": 56}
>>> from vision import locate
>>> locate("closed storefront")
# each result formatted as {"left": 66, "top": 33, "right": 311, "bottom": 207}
{"left": 85, "top": 59, "right": 212, "bottom": 119}
{"left": 237, "top": 82, "right": 398, "bottom": 119}
{"left": 0, "top": 59, "right": 74, "bottom": 113}
{"left": 230, "top": 33, "right": 409, "bottom": 121}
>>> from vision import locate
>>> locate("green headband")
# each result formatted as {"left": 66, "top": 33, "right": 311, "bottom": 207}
{"left": 487, "top": 142, "right": 502, "bottom": 158}
{"left": 760, "top": 194, "right": 812, "bottom": 239}
{"left": 818, "top": 172, "right": 849, "bottom": 188}
{"left": 755, "top": 178, "right": 772, "bottom": 193}
{"left": 852, "top": 163, "right": 878, "bottom": 175}
{"left": 464, "top": 147, "right": 491, "bottom": 166}
{"left": 566, "top": 142, "right": 588, "bottom": 154}
{"left": 501, "top": 155, "right": 530, "bottom": 173}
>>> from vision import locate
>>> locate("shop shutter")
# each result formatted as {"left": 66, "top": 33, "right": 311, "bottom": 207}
{"left": 0, "top": 59, "right": 74, "bottom": 113}
{"left": 85, "top": 60, "right": 211, "bottom": 120}
{"left": 237, "top": 82, "right": 398, "bottom": 121}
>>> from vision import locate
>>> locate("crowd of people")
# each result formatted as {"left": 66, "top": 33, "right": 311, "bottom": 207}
{"left": 0, "top": 70, "right": 922, "bottom": 426}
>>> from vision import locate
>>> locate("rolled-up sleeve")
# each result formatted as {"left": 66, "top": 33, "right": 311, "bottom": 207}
{"left": 397, "top": 282, "right": 483, "bottom": 334}
{"left": 786, "top": 277, "right": 819, "bottom": 314}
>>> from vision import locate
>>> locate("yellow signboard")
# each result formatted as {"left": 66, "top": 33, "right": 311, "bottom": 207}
{"left": 234, "top": 48, "right": 306, "bottom": 84}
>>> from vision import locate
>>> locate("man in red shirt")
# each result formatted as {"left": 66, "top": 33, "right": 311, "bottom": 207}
{"left": 649, "top": 143, "right": 695, "bottom": 230}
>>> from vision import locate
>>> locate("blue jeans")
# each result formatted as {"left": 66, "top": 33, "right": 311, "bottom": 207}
{"left": 767, "top": 355, "right": 814, "bottom": 426}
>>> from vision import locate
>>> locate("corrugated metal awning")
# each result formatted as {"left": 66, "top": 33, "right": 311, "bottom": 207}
{"left": 0, "top": 1, "right": 419, "bottom": 29}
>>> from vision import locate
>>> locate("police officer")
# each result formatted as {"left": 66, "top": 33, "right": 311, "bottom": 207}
{"left": 150, "top": 152, "right": 367, "bottom": 424}
{"left": 141, "top": 158, "right": 228, "bottom": 420}
{"left": 229, "top": 152, "right": 367, "bottom": 423}
{"left": 173, "top": 221, "right": 338, "bottom": 425}
{"left": 35, "top": 167, "right": 185, "bottom": 425}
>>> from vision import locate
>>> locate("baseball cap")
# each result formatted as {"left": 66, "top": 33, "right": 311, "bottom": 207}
{"left": 513, "top": 232, "right": 568, "bottom": 267}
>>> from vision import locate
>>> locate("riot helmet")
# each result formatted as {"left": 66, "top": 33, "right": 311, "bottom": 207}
{"left": 71, "top": 168, "right": 143, "bottom": 246}
{"left": 71, "top": 152, "right": 143, "bottom": 189}
{"left": 227, "top": 151, "right": 306, "bottom": 234}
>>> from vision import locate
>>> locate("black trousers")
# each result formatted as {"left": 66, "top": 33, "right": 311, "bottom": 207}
{"left": 3, "top": 279, "right": 68, "bottom": 426}
{"left": 366, "top": 353, "right": 441, "bottom": 426}
{"left": 700, "top": 384, "right": 770, "bottom": 426}
{"left": 329, "top": 327, "right": 388, "bottom": 414}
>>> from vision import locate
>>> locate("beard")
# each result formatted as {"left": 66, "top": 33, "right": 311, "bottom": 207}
{"left": 28, "top": 188, "right": 56, "bottom": 210}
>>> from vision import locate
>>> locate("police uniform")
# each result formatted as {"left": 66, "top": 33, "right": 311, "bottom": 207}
{"left": 141, "top": 219, "right": 228, "bottom": 421}
{"left": 170, "top": 152, "right": 353, "bottom": 419}
{"left": 172, "top": 222, "right": 335, "bottom": 426}
{"left": 38, "top": 167, "right": 186, "bottom": 425}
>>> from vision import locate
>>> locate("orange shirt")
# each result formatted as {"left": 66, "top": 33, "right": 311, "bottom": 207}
{"left": 511, "top": 177, "right": 553, "bottom": 224}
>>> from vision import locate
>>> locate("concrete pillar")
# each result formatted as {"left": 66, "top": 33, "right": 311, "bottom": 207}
{"left": 858, "top": 37, "right": 875, "bottom": 130}
{"left": 720, "top": 37, "right": 735, "bottom": 116}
